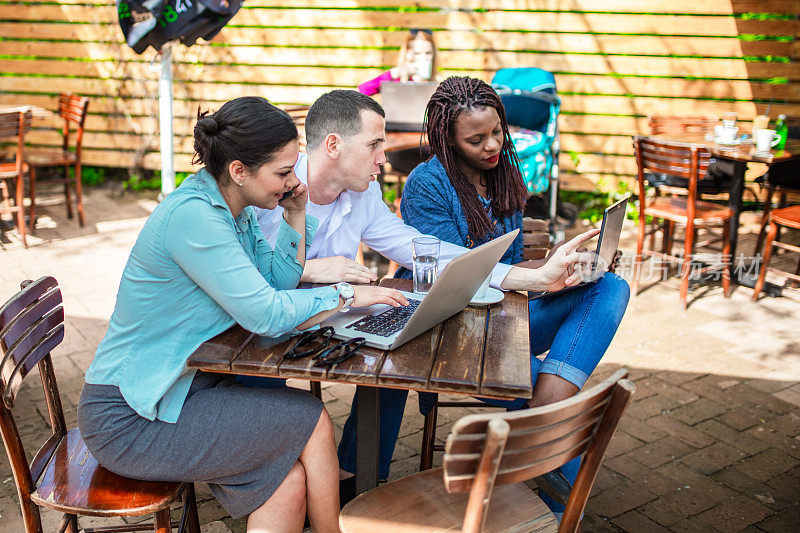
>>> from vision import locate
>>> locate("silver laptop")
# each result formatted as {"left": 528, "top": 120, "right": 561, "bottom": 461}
{"left": 529, "top": 195, "right": 629, "bottom": 299}
{"left": 321, "top": 229, "right": 519, "bottom": 350}
{"left": 381, "top": 81, "right": 439, "bottom": 132}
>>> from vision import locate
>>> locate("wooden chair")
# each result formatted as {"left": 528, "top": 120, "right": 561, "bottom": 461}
{"left": 752, "top": 115, "right": 800, "bottom": 256}
{"left": 341, "top": 368, "right": 635, "bottom": 533}
{"left": 0, "top": 277, "right": 200, "bottom": 533}
{"left": 0, "top": 109, "right": 32, "bottom": 248}
{"left": 25, "top": 93, "right": 90, "bottom": 230}
{"left": 417, "top": 217, "right": 550, "bottom": 471}
{"left": 632, "top": 136, "right": 733, "bottom": 308}
{"left": 753, "top": 205, "right": 800, "bottom": 300}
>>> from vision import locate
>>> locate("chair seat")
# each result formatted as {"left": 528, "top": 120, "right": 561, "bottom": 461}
{"left": 648, "top": 197, "right": 734, "bottom": 224}
{"left": 31, "top": 428, "right": 185, "bottom": 517}
{"left": 340, "top": 468, "right": 558, "bottom": 533}
{"left": 771, "top": 205, "right": 800, "bottom": 230}
{"left": 24, "top": 148, "right": 77, "bottom": 166}
{"left": 0, "top": 161, "right": 29, "bottom": 178}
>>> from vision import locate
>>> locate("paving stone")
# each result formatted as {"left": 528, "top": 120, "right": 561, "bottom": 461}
{"left": 604, "top": 455, "right": 682, "bottom": 496}
{"left": 762, "top": 411, "right": 800, "bottom": 438}
{"left": 670, "top": 515, "right": 726, "bottom": 532}
{"left": 744, "top": 378, "right": 795, "bottom": 394}
{"left": 712, "top": 466, "right": 795, "bottom": 512}
{"left": 744, "top": 425, "right": 800, "bottom": 460}
{"left": 765, "top": 466, "right": 800, "bottom": 504}
{"left": 201, "top": 521, "right": 233, "bottom": 533}
{"left": 626, "top": 436, "right": 695, "bottom": 469}
{"left": 605, "top": 430, "right": 645, "bottom": 459}
{"left": 681, "top": 442, "right": 749, "bottom": 475}
{"left": 618, "top": 414, "right": 668, "bottom": 443}
{"left": 695, "top": 419, "right": 772, "bottom": 456}
{"left": 772, "top": 383, "right": 800, "bottom": 408}
{"left": 578, "top": 512, "right": 619, "bottom": 531}
{"left": 718, "top": 403, "right": 779, "bottom": 432}
{"left": 649, "top": 413, "right": 716, "bottom": 449}
{"left": 753, "top": 502, "right": 800, "bottom": 532}
{"left": 669, "top": 397, "right": 729, "bottom": 426}
{"left": 611, "top": 509, "right": 672, "bottom": 532}
{"left": 735, "top": 449, "right": 800, "bottom": 483}
{"left": 697, "top": 495, "right": 773, "bottom": 532}
{"left": 656, "top": 370, "right": 705, "bottom": 386}
{"left": 638, "top": 479, "right": 736, "bottom": 527}
{"left": 587, "top": 476, "right": 657, "bottom": 518}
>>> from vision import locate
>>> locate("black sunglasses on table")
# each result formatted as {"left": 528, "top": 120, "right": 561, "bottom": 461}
{"left": 282, "top": 326, "right": 365, "bottom": 367}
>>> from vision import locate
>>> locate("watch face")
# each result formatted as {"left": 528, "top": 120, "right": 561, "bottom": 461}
{"left": 337, "top": 283, "right": 354, "bottom": 299}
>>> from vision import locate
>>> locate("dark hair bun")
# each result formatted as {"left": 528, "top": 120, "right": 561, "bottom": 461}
{"left": 197, "top": 116, "right": 218, "bottom": 136}
{"left": 192, "top": 97, "right": 298, "bottom": 180}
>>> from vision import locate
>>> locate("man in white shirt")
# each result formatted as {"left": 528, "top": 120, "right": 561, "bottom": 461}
{"left": 254, "top": 90, "right": 596, "bottom": 502}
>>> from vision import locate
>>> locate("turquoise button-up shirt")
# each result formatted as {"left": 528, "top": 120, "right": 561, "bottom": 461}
{"left": 85, "top": 169, "right": 340, "bottom": 423}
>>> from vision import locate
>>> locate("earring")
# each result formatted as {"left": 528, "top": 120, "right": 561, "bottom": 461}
{"left": 237, "top": 181, "right": 243, "bottom": 187}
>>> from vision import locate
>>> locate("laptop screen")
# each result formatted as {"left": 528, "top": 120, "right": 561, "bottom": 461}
{"left": 381, "top": 81, "right": 439, "bottom": 132}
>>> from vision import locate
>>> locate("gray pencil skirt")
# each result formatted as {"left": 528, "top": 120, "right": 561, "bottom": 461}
{"left": 78, "top": 372, "right": 323, "bottom": 519}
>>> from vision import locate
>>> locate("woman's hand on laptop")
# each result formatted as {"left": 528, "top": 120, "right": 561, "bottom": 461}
{"left": 352, "top": 286, "right": 409, "bottom": 308}
{"left": 501, "top": 229, "right": 599, "bottom": 291}
{"left": 300, "top": 256, "right": 379, "bottom": 284}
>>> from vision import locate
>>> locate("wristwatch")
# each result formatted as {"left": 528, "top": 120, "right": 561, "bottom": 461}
{"left": 333, "top": 282, "right": 355, "bottom": 309}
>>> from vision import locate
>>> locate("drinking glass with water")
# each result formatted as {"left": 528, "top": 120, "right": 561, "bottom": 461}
{"left": 412, "top": 236, "right": 440, "bottom": 294}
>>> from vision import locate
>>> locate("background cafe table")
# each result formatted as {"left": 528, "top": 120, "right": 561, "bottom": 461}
{"left": 187, "top": 278, "right": 531, "bottom": 494}
{"left": 649, "top": 133, "right": 800, "bottom": 281}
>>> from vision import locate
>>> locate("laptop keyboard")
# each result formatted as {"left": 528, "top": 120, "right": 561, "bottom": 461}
{"left": 346, "top": 299, "right": 421, "bottom": 337}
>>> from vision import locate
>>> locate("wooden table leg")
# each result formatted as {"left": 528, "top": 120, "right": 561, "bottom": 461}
{"left": 355, "top": 385, "right": 380, "bottom": 495}
{"left": 727, "top": 160, "right": 747, "bottom": 282}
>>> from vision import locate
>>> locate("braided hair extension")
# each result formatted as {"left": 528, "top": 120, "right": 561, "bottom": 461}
{"left": 424, "top": 76, "right": 527, "bottom": 240}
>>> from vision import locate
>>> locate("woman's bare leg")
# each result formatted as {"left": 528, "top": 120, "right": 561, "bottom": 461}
{"left": 526, "top": 373, "right": 579, "bottom": 408}
{"left": 247, "top": 462, "right": 307, "bottom": 532}
{"left": 299, "top": 408, "right": 340, "bottom": 532}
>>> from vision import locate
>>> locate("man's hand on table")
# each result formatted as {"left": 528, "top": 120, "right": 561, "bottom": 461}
{"left": 300, "top": 256, "right": 378, "bottom": 284}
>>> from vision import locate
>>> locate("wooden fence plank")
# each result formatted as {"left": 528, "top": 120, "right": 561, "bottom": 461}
{"left": 4, "top": 59, "right": 797, "bottom": 103}
{"left": 5, "top": 5, "right": 798, "bottom": 37}
{"left": 4, "top": 41, "right": 797, "bottom": 80}
{"left": 2, "top": 23, "right": 794, "bottom": 60}
{"left": 15, "top": 0, "right": 800, "bottom": 15}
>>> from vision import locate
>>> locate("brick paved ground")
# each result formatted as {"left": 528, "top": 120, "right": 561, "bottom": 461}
{"left": 1, "top": 184, "right": 799, "bottom": 532}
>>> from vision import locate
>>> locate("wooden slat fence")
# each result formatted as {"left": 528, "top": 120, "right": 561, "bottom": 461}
{"left": 1, "top": 0, "right": 798, "bottom": 188}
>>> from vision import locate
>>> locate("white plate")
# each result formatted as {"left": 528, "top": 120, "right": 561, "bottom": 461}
{"left": 469, "top": 287, "right": 504, "bottom": 306}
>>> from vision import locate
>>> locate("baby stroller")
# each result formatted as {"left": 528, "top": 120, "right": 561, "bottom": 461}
{"left": 492, "top": 67, "right": 577, "bottom": 240}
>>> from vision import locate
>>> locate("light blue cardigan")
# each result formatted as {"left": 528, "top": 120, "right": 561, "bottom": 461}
{"left": 85, "top": 169, "right": 340, "bottom": 423}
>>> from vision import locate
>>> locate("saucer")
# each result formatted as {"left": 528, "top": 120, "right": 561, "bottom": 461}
{"left": 469, "top": 287, "right": 504, "bottom": 306}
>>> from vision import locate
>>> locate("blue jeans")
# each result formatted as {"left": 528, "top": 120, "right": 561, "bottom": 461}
{"left": 338, "top": 273, "right": 630, "bottom": 505}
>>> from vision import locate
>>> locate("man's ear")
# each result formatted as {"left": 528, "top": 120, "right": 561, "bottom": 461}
{"left": 324, "top": 133, "right": 340, "bottom": 159}
{"left": 228, "top": 160, "right": 246, "bottom": 185}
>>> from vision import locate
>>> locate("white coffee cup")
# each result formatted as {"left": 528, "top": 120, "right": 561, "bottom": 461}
{"left": 473, "top": 275, "right": 491, "bottom": 300}
{"left": 756, "top": 129, "right": 780, "bottom": 152}
{"left": 717, "top": 126, "right": 738, "bottom": 144}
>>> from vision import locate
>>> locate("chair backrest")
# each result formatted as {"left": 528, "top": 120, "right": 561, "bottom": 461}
{"left": 442, "top": 368, "right": 634, "bottom": 533}
{"left": 57, "top": 93, "right": 90, "bottom": 152}
{"left": 649, "top": 115, "right": 718, "bottom": 136}
{"left": 522, "top": 217, "right": 550, "bottom": 260}
{"left": 0, "top": 277, "right": 68, "bottom": 532}
{"left": 0, "top": 110, "right": 32, "bottom": 174}
{"left": 633, "top": 135, "right": 713, "bottom": 215}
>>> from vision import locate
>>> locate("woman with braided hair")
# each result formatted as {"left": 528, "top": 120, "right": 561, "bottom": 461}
{"left": 399, "top": 76, "right": 630, "bottom": 517}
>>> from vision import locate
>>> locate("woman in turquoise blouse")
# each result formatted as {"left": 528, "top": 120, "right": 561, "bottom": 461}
{"left": 78, "top": 97, "right": 406, "bottom": 532}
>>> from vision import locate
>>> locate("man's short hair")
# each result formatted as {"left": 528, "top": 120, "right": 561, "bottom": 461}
{"left": 305, "top": 90, "right": 385, "bottom": 150}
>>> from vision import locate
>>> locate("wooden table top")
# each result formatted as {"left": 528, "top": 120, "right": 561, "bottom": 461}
{"left": 187, "top": 278, "right": 532, "bottom": 400}
{"left": 651, "top": 133, "right": 800, "bottom": 164}
{"left": 0, "top": 104, "right": 55, "bottom": 120}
